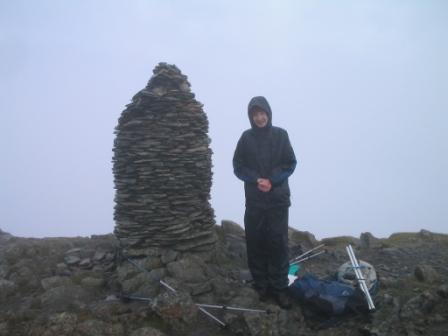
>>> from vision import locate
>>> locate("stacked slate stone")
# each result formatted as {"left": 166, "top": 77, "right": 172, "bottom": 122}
{"left": 113, "top": 63, "right": 216, "bottom": 252}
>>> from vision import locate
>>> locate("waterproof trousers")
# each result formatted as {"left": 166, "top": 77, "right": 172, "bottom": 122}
{"left": 244, "top": 206, "right": 289, "bottom": 292}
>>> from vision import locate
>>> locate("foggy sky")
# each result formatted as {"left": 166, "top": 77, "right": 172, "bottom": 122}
{"left": 1, "top": 0, "right": 447, "bottom": 239}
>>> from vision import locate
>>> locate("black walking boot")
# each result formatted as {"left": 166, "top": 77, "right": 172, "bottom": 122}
{"left": 273, "top": 290, "right": 292, "bottom": 309}
{"left": 252, "top": 285, "right": 271, "bottom": 302}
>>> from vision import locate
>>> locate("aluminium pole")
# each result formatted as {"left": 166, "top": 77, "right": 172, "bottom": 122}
{"left": 346, "top": 245, "right": 375, "bottom": 310}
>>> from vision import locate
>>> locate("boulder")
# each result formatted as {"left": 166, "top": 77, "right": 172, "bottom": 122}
{"left": 436, "top": 284, "right": 448, "bottom": 298}
{"left": 0, "top": 279, "right": 17, "bottom": 301}
{"left": 221, "top": 220, "right": 245, "bottom": 237}
{"left": 150, "top": 291, "right": 198, "bottom": 329}
{"left": 121, "top": 271, "right": 162, "bottom": 297}
{"left": 166, "top": 257, "right": 207, "bottom": 283}
{"left": 360, "top": 232, "right": 382, "bottom": 249}
{"left": 414, "top": 265, "right": 440, "bottom": 283}
{"left": 0, "top": 229, "right": 12, "bottom": 244}
{"left": 400, "top": 290, "right": 438, "bottom": 320}
{"left": 288, "top": 228, "right": 318, "bottom": 248}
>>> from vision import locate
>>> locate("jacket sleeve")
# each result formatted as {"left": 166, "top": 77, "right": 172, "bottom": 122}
{"left": 269, "top": 131, "right": 297, "bottom": 186}
{"left": 233, "top": 134, "right": 259, "bottom": 184}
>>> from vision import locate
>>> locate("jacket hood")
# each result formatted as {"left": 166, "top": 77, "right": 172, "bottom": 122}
{"left": 248, "top": 96, "right": 272, "bottom": 129}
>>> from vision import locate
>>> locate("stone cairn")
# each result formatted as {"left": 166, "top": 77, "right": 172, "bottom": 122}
{"left": 113, "top": 63, "right": 216, "bottom": 253}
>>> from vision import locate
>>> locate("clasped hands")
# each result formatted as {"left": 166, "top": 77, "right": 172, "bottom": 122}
{"left": 257, "top": 178, "right": 272, "bottom": 192}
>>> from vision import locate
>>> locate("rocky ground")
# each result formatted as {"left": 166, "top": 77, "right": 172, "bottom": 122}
{"left": 1, "top": 225, "right": 447, "bottom": 336}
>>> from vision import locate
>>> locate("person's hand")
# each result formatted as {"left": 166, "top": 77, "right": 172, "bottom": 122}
{"left": 257, "top": 178, "right": 272, "bottom": 192}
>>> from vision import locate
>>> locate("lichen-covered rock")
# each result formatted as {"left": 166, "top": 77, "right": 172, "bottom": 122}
{"left": 166, "top": 257, "right": 207, "bottom": 283}
{"left": 150, "top": 291, "right": 198, "bottom": 329}
{"left": 42, "top": 312, "right": 78, "bottom": 336}
{"left": 41, "top": 276, "right": 73, "bottom": 290}
{"left": 76, "top": 319, "right": 124, "bottom": 336}
{"left": 40, "top": 285, "right": 90, "bottom": 311}
{"left": 0, "top": 279, "right": 17, "bottom": 301}
{"left": 131, "top": 327, "right": 167, "bottom": 336}
{"left": 121, "top": 271, "right": 162, "bottom": 298}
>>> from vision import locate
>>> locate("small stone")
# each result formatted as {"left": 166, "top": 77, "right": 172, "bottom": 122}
{"left": 105, "top": 294, "right": 119, "bottom": 301}
{"left": 56, "top": 263, "right": 71, "bottom": 276}
{"left": 104, "top": 253, "right": 115, "bottom": 262}
{"left": 79, "top": 258, "right": 92, "bottom": 269}
{"left": 65, "top": 255, "right": 81, "bottom": 266}
{"left": 161, "top": 249, "right": 178, "bottom": 264}
{"left": 93, "top": 251, "right": 106, "bottom": 262}
{"left": 383, "top": 293, "right": 394, "bottom": 305}
{"left": 188, "top": 281, "right": 213, "bottom": 296}
{"left": 131, "top": 326, "right": 167, "bottom": 336}
{"left": 65, "top": 248, "right": 82, "bottom": 255}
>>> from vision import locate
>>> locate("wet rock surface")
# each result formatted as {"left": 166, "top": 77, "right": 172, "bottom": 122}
{"left": 1, "top": 227, "right": 447, "bottom": 335}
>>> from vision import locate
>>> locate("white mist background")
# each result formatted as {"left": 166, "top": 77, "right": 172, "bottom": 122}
{"left": 1, "top": 0, "right": 447, "bottom": 239}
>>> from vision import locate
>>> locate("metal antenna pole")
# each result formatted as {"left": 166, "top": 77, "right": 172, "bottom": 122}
{"left": 197, "top": 304, "right": 267, "bottom": 314}
{"left": 290, "top": 250, "right": 325, "bottom": 266}
{"left": 346, "top": 245, "right": 375, "bottom": 310}
{"left": 197, "top": 307, "right": 226, "bottom": 327}
{"left": 290, "top": 244, "right": 325, "bottom": 263}
{"left": 120, "top": 294, "right": 266, "bottom": 315}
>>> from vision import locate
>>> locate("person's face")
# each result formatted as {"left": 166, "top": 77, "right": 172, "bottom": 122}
{"left": 252, "top": 109, "right": 269, "bottom": 128}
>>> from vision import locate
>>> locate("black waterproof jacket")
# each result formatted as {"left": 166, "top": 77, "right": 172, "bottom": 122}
{"left": 233, "top": 96, "right": 297, "bottom": 209}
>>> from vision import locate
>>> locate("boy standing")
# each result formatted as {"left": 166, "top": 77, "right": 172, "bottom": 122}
{"left": 233, "top": 96, "right": 297, "bottom": 309}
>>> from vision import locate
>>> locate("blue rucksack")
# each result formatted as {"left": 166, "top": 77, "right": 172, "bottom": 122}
{"left": 289, "top": 273, "right": 372, "bottom": 315}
